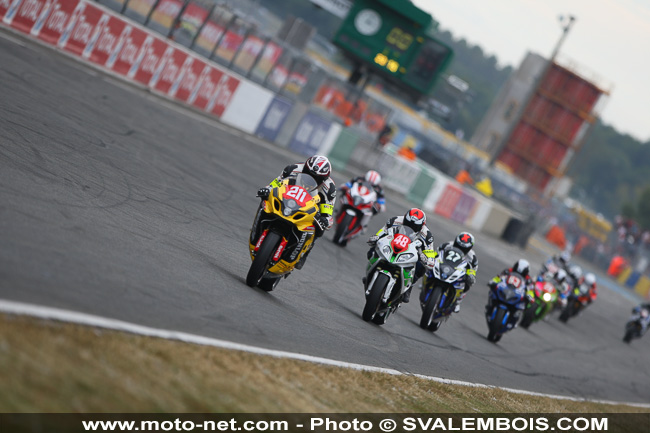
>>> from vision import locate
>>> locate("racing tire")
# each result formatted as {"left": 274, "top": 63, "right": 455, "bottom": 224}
{"left": 520, "top": 307, "right": 535, "bottom": 329}
{"left": 488, "top": 308, "right": 506, "bottom": 342}
{"left": 559, "top": 303, "right": 573, "bottom": 323}
{"left": 362, "top": 273, "right": 389, "bottom": 323}
{"left": 258, "top": 276, "right": 281, "bottom": 292}
{"left": 246, "top": 231, "right": 281, "bottom": 288}
{"left": 333, "top": 214, "right": 354, "bottom": 247}
{"left": 420, "top": 287, "right": 443, "bottom": 331}
{"left": 623, "top": 330, "right": 634, "bottom": 343}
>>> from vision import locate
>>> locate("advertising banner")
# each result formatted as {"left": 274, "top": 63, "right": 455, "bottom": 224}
{"left": 80, "top": 13, "right": 127, "bottom": 66}
{"left": 150, "top": 46, "right": 188, "bottom": 94}
{"left": 192, "top": 19, "right": 224, "bottom": 54}
{"left": 173, "top": 2, "right": 208, "bottom": 41}
{"left": 450, "top": 191, "right": 477, "bottom": 224}
{"left": 232, "top": 34, "right": 264, "bottom": 74}
{"left": 171, "top": 56, "right": 206, "bottom": 102}
{"left": 288, "top": 112, "right": 332, "bottom": 156}
{"left": 128, "top": 35, "right": 169, "bottom": 85}
{"left": 148, "top": 0, "right": 183, "bottom": 31}
{"left": 30, "top": 0, "right": 83, "bottom": 45}
{"left": 249, "top": 40, "right": 282, "bottom": 82}
{"left": 58, "top": 3, "right": 104, "bottom": 57}
{"left": 106, "top": 24, "right": 149, "bottom": 76}
{"left": 123, "top": 0, "right": 156, "bottom": 20}
{"left": 4, "top": 0, "right": 77, "bottom": 34}
{"left": 187, "top": 65, "right": 223, "bottom": 110}
{"left": 206, "top": 72, "right": 239, "bottom": 118}
{"left": 434, "top": 183, "right": 463, "bottom": 219}
{"left": 255, "top": 96, "right": 293, "bottom": 142}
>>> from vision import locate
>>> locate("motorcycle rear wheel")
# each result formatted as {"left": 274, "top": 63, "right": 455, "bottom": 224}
{"left": 362, "top": 273, "right": 390, "bottom": 323}
{"left": 623, "top": 330, "right": 634, "bottom": 343}
{"left": 520, "top": 306, "right": 535, "bottom": 329}
{"left": 559, "top": 303, "right": 573, "bottom": 323}
{"left": 246, "top": 231, "right": 281, "bottom": 288}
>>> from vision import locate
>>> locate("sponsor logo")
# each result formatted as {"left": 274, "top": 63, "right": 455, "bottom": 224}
{"left": 206, "top": 73, "right": 234, "bottom": 113}
{"left": 57, "top": 1, "right": 85, "bottom": 47}
{"left": 82, "top": 13, "right": 109, "bottom": 58}
{"left": 105, "top": 24, "right": 131, "bottom": 68}
{"left": 188, "top": 65, "right": 211, "bottom": 104}
{"left": 148, "top": 45, "right": 174, "bottom": 87}
{"left": 127, "top": 35, "right": 153, "bottom": 78}
{"left": 3, "top": 0, "right": 25, "bottom": 24}
{"left": 30, "top": 0, "right": 54, "bottom": 36}
{"left": 169, "top": 55, "right": 194, "bottom": 97}
{"left": 290, "top": 232, "right": 308, "bottom": 261}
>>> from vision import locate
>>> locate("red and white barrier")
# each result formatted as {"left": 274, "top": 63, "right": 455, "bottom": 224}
{"left": 0, "top": 0, "right": 274, "bottom": 128}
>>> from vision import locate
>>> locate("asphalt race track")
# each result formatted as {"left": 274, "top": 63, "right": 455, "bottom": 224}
{"left": 1, "top": 31, "right": 649, "bottom": 405}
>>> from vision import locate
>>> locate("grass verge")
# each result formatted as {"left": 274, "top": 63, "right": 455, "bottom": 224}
{"left": 0, "top": 314, "right": 647, "bottom": 413}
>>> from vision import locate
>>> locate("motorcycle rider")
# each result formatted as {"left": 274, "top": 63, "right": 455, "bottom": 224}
{"left": 256, "top": 155, "right": 336, "bottom": 268}
{"left": 632, "top": 303, "right": 650, "bottom": 334}
{"left": 487, "top": 259, "right": 532, "bottom": 318}
{"left": 579, "top": 272, "right": 598, "bottom": 305}
{"left": 341, "top": 170, "right": 386, "bottom": 216}
{"left": 542, "top": 251, "right": 571, "bottom": 276}
{"left": 367, "top": 208, "right": 435, "bottom": 303}
{"left": 433, "top": 232, "right": 478, "bottom": 313}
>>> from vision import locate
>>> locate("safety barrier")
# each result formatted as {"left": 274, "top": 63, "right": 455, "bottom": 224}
{"left": 1, "top": 0, "right": 525, "bottom": 251}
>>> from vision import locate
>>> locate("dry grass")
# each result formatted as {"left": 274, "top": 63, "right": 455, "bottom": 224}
{"left": 0, "top": 314, "right": 646, "bottom": 413}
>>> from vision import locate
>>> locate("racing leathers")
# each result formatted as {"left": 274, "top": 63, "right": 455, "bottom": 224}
{"left": 367, "top": 216, "right": 435, "bottom": 303}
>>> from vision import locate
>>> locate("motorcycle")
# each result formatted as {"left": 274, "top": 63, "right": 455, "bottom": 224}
{"left": 247, "top": 173, "right": 319, "bottom": 291}
{"left": 623, "top": 307, "right": 650, "bottom": 343}
{"left": 520, "top": 279, "right": 558, "bottom": 329}
{"left": 332, "top": 180, "right": 378, "bottom": 247}
{"left": 362, "top": 226, "right": 420, "bottom": 325}
{"left": 418, "top": 246, "right": 468, "bottom": 332}
{"left": 485, "top": 273, "right": 528, "bottom": 342}
{"left": 559, "top": 281, "right": 591, "bottom": 323}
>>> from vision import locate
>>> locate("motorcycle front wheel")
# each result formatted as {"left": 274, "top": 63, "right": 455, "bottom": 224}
{"left": 362, "top": 273, "right": 390, "bottom": 323}
{"left": 420, "top": 286, "right": 443, "bottom": 331}
{"left": 488, "top": 308, "right": 506, "bottom": 342}
{"left": 333, "top": 214, "right": 354, "bottom": 246}
{"left": 246, "top": 231, "right": 281, "bottom": 288}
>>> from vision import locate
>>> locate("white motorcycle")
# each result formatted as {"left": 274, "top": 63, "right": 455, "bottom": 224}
{"left": 419, "top": 245, "right": 469, "bottom": 332}
{"left": 362, "top": 226, "right": 420, "bottom": 325}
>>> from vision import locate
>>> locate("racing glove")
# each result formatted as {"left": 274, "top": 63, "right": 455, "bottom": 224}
{"left": 256, "top": 187, "right": 270, "bottom": 199}
{"left": 314, "top": 214, "right": 328, "bottom": 231}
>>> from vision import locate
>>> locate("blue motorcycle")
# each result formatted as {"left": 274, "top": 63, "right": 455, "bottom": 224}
{"left": 485, "top": 273, "right": 528, "bottom": 342}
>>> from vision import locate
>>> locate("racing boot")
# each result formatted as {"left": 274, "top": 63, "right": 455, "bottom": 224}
{"left": 402, "top": 287, "right": 412, "bottom": 303}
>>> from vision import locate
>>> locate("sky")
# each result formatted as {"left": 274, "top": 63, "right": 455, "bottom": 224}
{"left": 411, "top": 0, "right": 650, "bottom": 143}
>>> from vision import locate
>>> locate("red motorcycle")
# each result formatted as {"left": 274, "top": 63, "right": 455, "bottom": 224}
{"left": 332, "top": 180, "right": 378, "bottom": 247}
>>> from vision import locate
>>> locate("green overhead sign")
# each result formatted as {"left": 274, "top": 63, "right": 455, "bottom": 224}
{"left": 333, "top": 0, "right": 453, "bottom": 96}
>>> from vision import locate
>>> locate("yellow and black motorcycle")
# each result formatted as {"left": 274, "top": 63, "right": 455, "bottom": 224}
{"left": 247, "top": 173, "right": 320, "bottom": 291}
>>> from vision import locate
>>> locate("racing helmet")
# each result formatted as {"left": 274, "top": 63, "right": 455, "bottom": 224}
{"left": 512, "top": 259, "right": 530, "bottom": 278}
{"left": 365, "top": 170, "right": 381, "bottom": 186}
{"left": 568, "top": 264, "right": 583, "bottom": 281}
{"left": 584, "top": 272, "right": 596, "bottom": 286}
{"left": 303, "top": 155, "right": 331, "bottom": 184}
{"left": 403, "top": 208, "right": 426, "bottom": 232}
{"left": 454, "top": 232, "right": 475, "bottom": 254}
{"left": 555, "top": 269, "right": 567, "bottom": 283}
{"left": 558, "top": 251, "right": 571, "bottom": 266}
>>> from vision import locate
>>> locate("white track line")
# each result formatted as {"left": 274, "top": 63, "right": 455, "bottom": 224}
{"left": 1, "top": 298, "right": 648, "bottom": 409}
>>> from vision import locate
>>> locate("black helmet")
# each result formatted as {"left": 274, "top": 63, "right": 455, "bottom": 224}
{"left": 453, "top": 232, "right": 474, "bottom": 254}
{"left": 403, "top": 208, "right": 426, "bottom": 232}
{"left": 512, "top": 259, "right": 530, "bottom": 278}
{"left": 303, "top": 155, "right": 331, "bottom": 184}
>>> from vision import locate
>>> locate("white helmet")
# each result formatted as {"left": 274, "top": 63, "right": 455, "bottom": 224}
{"left": 513, "top": 259, "right": 530, "bottom": 277}
{"left": 584, "top": 272, "right": 596, "bottom": 286}
{"left": 365, "top": 170, "right": 381, "bottom": 186}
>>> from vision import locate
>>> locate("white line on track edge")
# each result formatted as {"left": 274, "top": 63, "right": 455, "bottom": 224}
{"left": 0, "top": 298, "right": 648, "bottom": 409}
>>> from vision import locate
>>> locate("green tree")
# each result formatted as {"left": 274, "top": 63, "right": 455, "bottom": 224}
{"left": 636, "top": 186, "right": 650, "bottom": 230}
